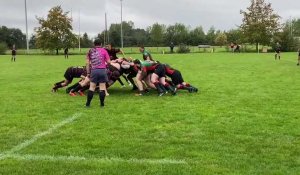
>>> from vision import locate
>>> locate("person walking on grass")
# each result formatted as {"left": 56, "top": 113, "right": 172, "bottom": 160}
{"left": 275, "top": 42, "right": 281, "bottom": 60}
{"left": 11, "top": 44, "right": 16, "bottom": 62}
{"left": 85, "top": 38, "right": 110, "bottom": 108}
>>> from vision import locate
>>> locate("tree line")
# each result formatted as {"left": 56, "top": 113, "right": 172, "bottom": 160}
{"left": 1, "top": 0, "right": 300, "bottom": 54}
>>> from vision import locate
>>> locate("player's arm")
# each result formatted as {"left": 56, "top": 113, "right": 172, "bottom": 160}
{"left": 119, "top": 49, "right": 125, "bottom": 57}
{"left": 86, "top": 54, "right": 90, "bottom": 76}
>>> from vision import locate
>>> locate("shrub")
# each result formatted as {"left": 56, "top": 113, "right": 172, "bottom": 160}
{"left": 0, "top": 42, "right": 7, "bottom": 55}
{"left": 176, "top": 44, "right": 190, "bottom": 53}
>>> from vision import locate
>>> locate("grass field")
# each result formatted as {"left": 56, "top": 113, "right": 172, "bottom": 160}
{"left": 0, "top": 52, "right": 299, "bottom": 174}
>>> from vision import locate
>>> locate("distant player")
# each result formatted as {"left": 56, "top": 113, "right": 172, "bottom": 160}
{"left": 275, "top": 42, "right": 281, "bottom": 60}
{"left": 52, "top": 66, "right": 87, "bottom": 92}
{"left": 297, "top": 48, "right": 300, "bottom": 66}
{"left": 139, "top": 46, "right": 154, "bottom": 61}
{"left": 64, "top": 47, "right": 69, "bottom": 59}
{"left": 11, "top": 45, "right": 16, "bottom": 62}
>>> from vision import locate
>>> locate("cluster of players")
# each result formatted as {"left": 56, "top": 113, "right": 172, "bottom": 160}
{"left": 51, "top": 40, "right": 198, "bottom": 107}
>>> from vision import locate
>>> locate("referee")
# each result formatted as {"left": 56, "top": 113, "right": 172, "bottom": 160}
{"left": 85, "top": 39, "right": 111, "bottom": 107}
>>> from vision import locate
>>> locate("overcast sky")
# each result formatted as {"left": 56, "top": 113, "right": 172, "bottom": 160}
{"left": 0, "top": 0, "right": 300, "bottom": 38}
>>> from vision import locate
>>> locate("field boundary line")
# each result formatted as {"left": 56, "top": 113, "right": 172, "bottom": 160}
{"left": 0, "top": 112, "right": 82, "bottom": 160}
{"left": 5, "top": 153, "right": 187, "bottom": 165}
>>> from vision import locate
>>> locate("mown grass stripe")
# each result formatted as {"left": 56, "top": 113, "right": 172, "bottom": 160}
{"left": 6, "top": 154, "right": 188, "bottom": 165}
{"left": 0, "top": 113, "right": 81, "bottom": 160}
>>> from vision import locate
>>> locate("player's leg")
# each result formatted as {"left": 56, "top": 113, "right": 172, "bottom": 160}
{"left": 86, "top": 82, "right": 96, "bottom": 107}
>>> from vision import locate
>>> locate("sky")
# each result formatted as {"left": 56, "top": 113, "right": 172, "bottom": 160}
{"left": 0, "top": 0, "right": 300, "bottom": 38}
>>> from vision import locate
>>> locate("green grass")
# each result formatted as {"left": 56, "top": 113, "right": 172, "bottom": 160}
{"left": 0, "top": 52, "right": 300, "bottom": 174}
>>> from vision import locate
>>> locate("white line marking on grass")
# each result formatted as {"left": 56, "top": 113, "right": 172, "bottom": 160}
{"left": 6, "top": 154, "right": 187, "bottom": 165}
{"left": 0, "top": 113, "right": 81, "bottom": 160}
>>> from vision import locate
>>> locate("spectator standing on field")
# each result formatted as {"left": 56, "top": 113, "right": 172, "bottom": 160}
{"left": 85, "top": 39, "right": 111, "bottom": 108}
{"left": 170, "top": 42, "right": 174, "bottom": 53}
{"left": 11, "top": 45, "right": 16, "bottom": 62}
{"left": 64, "top": 47, "right": 69, "bottom": 59}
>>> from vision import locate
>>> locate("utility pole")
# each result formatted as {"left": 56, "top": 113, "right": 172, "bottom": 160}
{"left": 78, "top": 9, "right": 81, "bottom": 52}
{"left": 24, "top": 0, "right": 29, "bottom": 54}
{"left": 120, "top": 0, "right": 124, "bottom": 48}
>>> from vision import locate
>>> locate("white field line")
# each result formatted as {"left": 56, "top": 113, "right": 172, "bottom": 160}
{"left": 6, "top": 153, "right": 188, "bottom": 165}
{"left": 0, "top": 113, "right": 81, "bottom": 160}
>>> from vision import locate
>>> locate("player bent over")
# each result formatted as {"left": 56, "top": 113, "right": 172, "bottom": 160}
{"left": 52, "top": 66, "right": 87, "bottom": 92}
{"left": 164, "top": 64, "right": 198, "bottom": 93}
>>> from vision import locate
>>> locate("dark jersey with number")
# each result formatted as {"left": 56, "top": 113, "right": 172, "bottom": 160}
{"left": 106, "top": 48, "right": 121, "bottom": 60}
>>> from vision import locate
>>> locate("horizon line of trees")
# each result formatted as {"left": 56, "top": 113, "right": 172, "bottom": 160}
{"left": 1, "top": 1, "right": 300, "bottom": 54}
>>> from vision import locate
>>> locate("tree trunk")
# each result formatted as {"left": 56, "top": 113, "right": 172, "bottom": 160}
{"left": 56, "top": 49, "right": 59, "bottom": 55}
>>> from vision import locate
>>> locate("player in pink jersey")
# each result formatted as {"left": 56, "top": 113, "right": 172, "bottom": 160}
{"left": 85, "top": 39, "right": 111, "bottom": 108}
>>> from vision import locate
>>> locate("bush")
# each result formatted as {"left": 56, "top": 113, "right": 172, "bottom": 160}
{"left": 0, "top": 42, "right": 7, "bottom": 55}
{"left": 176, "top": 44, "right": 190, "bottom": 53}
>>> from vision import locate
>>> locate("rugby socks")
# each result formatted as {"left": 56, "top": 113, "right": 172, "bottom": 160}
{"left": 86, "top": 90, "right": 94, "bottom": 107}
{"left": 117, "top": 78, "right": 125, "bottom": 86}
{"left": 72, "top": 84, "right": 82, "bottom": 92}
{"left": 99, "top": 90, "right": 106, "bottom": 107}
{"left": 164, "top": 83, "right": 176, "bottom": 95}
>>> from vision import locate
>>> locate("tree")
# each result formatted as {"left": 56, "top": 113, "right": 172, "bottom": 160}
{"left": 132, "top": 28, "right": 148, "bottom": 46}
{"left": 274, "top": 19, "right": 300, "bottom": 51}
{"left": 226, "top": 29, "right": 243, "bottom": 44}
{"left": 81, "top": 32, "right": 93, "bottom": 48}
{"left": 240, "top": 0, "right": 281, "bottom": 52}
{"left": 148, "top": 23, "right": 166, "bottom": 46}
{"left": 165, "top": 23, "right": 189, "bottom": 45}
{"left": 0, "top": 26, "right": 26, "bottom": 49}
{"left": 188, "top": 26, "right": 206, "bottom": 46}
{"left": 29, "top": 34, "right": 36, "bottom": 49}
{"left": 206, "top": 26, "right": 216, "bottom": 45}
{"left": 215, "top": 32, "right": 228, "bottom": 47}
{"left": 35, "top": 6, "right": 77, "bottom": 54}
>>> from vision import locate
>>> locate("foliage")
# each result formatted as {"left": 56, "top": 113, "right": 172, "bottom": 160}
{"left": 240, "top": 0, "right": 281, "bottom": 51}
{"left": 165, "top": 23, "right": 189, "bottom": 45}
{"left": 189, "top": 26, "right": 206, "bottom": 45}
{"left": 214, "top": 32, "right": 228, "bottom": 46}
{"left": 206, "top": 26, "right": 216, "bottom": 45}
{"left": 226, "top": 29, "right": 243, "bottom": 44}
{"left": 176, "top": 43, "right": 190, "bottom": 53}
{"left": 148, "top": 23, "right": 166, "bottom": 46}
{"left": 80, "top": 33, "right": 93, "bottom": 48}
{"left": 275, "top": 19, "right": 300, "bottom": 51}
{"left": 35, "top": 6, "right": 77, "bottom": 54}
{"left": 0, "top": 42, "right": 7, "bottom": 54}
{"left": 0, "top": 26, "right": 26, "bottom": 49}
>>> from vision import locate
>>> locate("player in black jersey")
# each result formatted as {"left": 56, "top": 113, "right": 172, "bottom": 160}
{"left": 164, "top": 64, "right": 198, "bottom": 93}
{"left": 52, "top": 66, "right": 87, "bottom": 92}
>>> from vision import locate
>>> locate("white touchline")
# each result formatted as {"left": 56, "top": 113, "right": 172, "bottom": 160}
{"left": 6, "top": 154, "right": 188, "bottom": 165}
{"left": 0, "top": 113, "right": 82, "bottom": 160}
